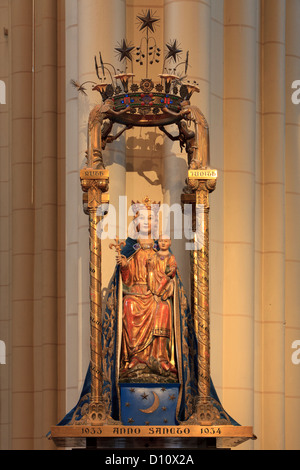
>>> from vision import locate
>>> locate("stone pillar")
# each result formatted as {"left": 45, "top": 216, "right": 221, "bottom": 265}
{"left": 124, "top": 0, "right": 165, "bottom": 227}
{"left": 65, "top": 0, "right": 126, "bottom": 409}
{"left": 9, "top": 0, "right": 65, "bottom": 450}
{"left": 56, "top": 0, "right": 66, "bottom": 430}
{"left": 254, "top": 1, "right": 263, "bottom": 449}
{"left": 10, "top": 0, "right": 35, "bottom": 450}
{"left": 285, "top": 0, "right": 300, "bottom": 451}
{"left": 78, "top": 0, "right": 127, "bottom": 302}
{"left": 32, "top": 0, "right": 66, "bottom": 449}
{"left": 208, "top": 0, "right": 225, "bottom": 394}
{"left": 261, "top": 0, "right": 286, "bottom": 450}
{"left": 163, "top": 0, "right": 212, "bottom": 292}
{"left": 223, "top": 0, "right": 258, "bottom": 447}
{"left": 33, "top": 0, "right": 60, "bottom": 449}
{"left": 65, "top": 0, "right": 80, "bottom": 413}
{"left": 0, "top": 0, "right": 11, "bottom": 451}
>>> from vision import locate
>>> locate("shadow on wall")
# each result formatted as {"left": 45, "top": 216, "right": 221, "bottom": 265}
{"left": 126, "top": 130, "right": 163, "bottom": 156}
{"left": 125, "top": 128, "right": 188, "bottom": 193}
{"left": 125, "top": 130, "right": 164, "bottom": 187}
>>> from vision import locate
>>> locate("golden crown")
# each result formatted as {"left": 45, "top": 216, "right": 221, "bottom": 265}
{"left": 131, "top": 196, "right": 161, "bottom": 218}
{"left": 71, "top": 9, "right": 200, "bottom": 127}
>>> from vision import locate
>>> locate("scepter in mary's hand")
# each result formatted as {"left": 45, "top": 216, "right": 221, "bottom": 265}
{"left": 109, "top": 238, "right": 127, "bottom": 267}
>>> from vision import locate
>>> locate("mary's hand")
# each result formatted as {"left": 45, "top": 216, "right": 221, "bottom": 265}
{"left": 116, "top": 254, "right": 127, "bottom": 268}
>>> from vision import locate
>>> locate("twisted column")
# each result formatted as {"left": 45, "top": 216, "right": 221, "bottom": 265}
{"left": 80, "top": 169, "right": 113, "bottom": 425}
{"left": 184, "top": 173, "right": 230, "bottom": 425}
{"left": 89, "top": 206, "right": 103, "bottom": 403}
{"left": 194, "top": 185, "right": 211, "bottom": 402}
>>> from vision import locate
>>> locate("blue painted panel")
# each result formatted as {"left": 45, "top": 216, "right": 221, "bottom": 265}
{"left": 120, "top": 383, "right": 180, "bottom": 426}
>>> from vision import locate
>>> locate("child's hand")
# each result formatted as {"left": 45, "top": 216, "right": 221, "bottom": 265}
{"left": 167, "top": 267, "right": 176, "bottom": 278}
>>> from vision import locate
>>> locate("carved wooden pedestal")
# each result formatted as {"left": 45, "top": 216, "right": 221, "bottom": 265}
{"left": 50, "top": 424, "right": 255, "bottom": 450}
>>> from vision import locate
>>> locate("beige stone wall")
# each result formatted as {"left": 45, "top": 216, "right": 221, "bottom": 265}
{"left": 0, "top": 0, "right": 299, "bottom": 450}
{"left": 0, "top": 0, "right": 66, "bottom": 450}
{"left": 284, "top": 0, "right": 300, "bottom": 451}
{"left": 0, "top": 0, "right": 11, "bottom": 451}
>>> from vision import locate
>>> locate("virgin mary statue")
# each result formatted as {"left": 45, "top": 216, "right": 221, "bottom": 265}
{"left": 55, "top": 197, "right": 238, "bottom": 427}
{"left": 101, "top": 196, "right": 200, "bottom": 422}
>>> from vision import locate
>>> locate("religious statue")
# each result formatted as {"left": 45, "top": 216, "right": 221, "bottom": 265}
{"left": 113, "top": 200, "right": 179, "bottom": 381}
{"left": 55, "top": 198, "right": 198, "bottom": 424}
{"left": 99, "top": 197, "right": 198, "bottom": 422}
{"left": 53, "top": 196, "right": 239, "bottom": 428}
{"left": 50, "top": 8, "right": 255, "bottom": 447}
{"left": 117, "top": 230, "right": 178, "bottom": 379}
{"left": 147, "top": 235, "right": 177, "bottom": 302}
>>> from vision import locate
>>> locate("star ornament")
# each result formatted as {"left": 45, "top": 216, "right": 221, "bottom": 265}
{"left": 166, "top": 39, "right": 183, "bottom": 63}
{"left": 137, "top": 9, "right": 160, "bottom": 33}
{"left": 115, "top": 39, "right": 135, "bottom": 62}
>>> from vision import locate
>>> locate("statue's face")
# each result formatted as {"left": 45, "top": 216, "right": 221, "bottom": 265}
{"left": 158, "top": 237, "right": 171, "bottom": 250}
{"left": 136, "top": 209, "right": 154, "bottom": 237}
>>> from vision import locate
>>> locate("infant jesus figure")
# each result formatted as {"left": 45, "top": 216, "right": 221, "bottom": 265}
{"left": 147, "top": 235, "right": 178, "bottom": 374}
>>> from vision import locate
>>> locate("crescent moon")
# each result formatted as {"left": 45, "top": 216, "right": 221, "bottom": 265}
{"left": 139, "top": 392, "right": 160, "bottom": 414}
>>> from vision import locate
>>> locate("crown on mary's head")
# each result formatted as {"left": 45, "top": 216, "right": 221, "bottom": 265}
{"left": 131, "top": 196, "right": 161, "bottom": 218}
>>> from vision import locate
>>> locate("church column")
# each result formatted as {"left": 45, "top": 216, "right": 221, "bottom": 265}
{"left": 124, "top": 0, "right": 165, "bottom": 223}
{"left": 65, "top": 0, "right": 126, "bottom": 409}
{"left": 10, "top": 0, "right": 65, "bottom": 449}
{"left": 207, "top": 0, "right": 225, "bottom": 395}
{"left": 261, "top": 0, "right": 286, "bottom": 450}
{"left": 56, "top": 0, "right": 66, "bottom": 431}
{"left": 0, "top": 0, "right": 11, "bottom": 450}
{"left": 163, "top": 0, "right": 212, "bottom": 290}
{"left": 10, "top": 0, "right": 35, "bottom": 450}
{"left": 65, "top": 0, "right": 80, "bottom": 413}
{"left": 223, "top": 0, "right": 258, "bottom": 446}
{"left": 253, "top": 1, "right": 263, "bottom": 449}
{"left": 32, "top": 0, "right": 66, "bottom": 449}
{"left": 285, "top": 0, "right": 300, "bottom": 450}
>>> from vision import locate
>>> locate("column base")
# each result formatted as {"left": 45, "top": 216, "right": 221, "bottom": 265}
{"left": 183, "top": 398, "right": 231, "bottom": 426}
{"left": 74, "top": 400, "right": 121, "bottom": 426}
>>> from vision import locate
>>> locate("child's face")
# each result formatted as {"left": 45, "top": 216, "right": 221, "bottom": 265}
{"left": 158, "top": 237, "right": 171, "bottom": 250}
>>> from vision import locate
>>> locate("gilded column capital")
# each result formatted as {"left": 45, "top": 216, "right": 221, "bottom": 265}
{"left": 187, "top": 169, "right": 217, "bottom": 193}
{"left": 80, "top": 168, "right": 109, "bottom": 212}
